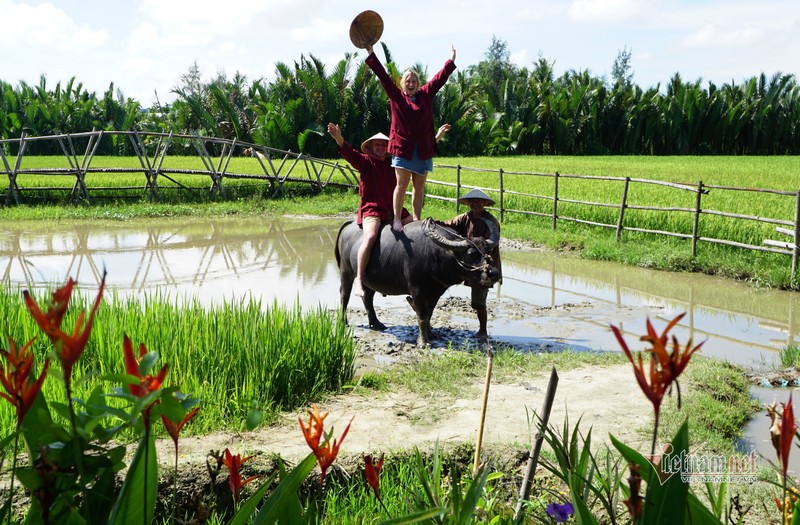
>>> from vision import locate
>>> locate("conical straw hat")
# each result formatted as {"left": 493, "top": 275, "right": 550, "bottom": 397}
{"left": 458, "top": 189, "right": 496, "bottom": 206}
{"left": 349, "top": 10, "right": 383, "bottom": 49}
{"left": 361, "top": 132, "right": 389, "bottom": 154}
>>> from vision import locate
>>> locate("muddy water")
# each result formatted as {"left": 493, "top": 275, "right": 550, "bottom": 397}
{"left": 2, "top": 215, "right": 799, "bottom": 368}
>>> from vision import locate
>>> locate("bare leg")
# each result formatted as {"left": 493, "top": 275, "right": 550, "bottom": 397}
{"left": 355, "top": 220, "right": 380, "bottom": 297}
{"left": 392, "top": 168, "right": 412, "bottom": 232}
{"left": 410, "top": 172, "right": 427, "bottom": 221}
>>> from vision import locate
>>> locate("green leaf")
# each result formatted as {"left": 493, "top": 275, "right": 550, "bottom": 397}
{"left": 109, "top": 429, "right": 157, "bottom": 525}
{"left": 456, "top": 464, "right": 491, "bottom": 524}
{"left": 792, "top": 498, "right": 800, "bottom": 525}
{"left": 15, "top": 467, "right": 44, "bottom": 490}
{"left": 138, "top": 351, "right": 160, "bottom": 376}
{"left": 611, "top": 421, "right": 691, "bottom": 525}
{"left": 227, "top": 471, "right": 278, "bottom": 525}
{"left": 251, "top": 453, "right": 317, "bottom": 525}
{"left": 377, "top": 507, "right": 448, "bottom": 525}
{"left": 686, "top": 492, "right": 725, "bottom": 524}
{"left": 568, "top": 477, "right": 600, "bottom": 525}
{"left": 83, "top": 467, "right": 117, "bottom": 524}
{"left": 20, "top": 391, "right": 54, "bottom": 458}
{"left": 0, "top": 432, "right": 15, "bottom": 450}
{"left": 246, "top": 407, "right": 263, "bottom": 430}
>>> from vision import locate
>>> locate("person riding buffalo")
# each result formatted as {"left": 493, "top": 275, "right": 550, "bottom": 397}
{"left": 442, "top": 189, "right": 502, "bottom": 342}
{"left": 365, "top": 43, "right": 457, "bottom": 233}
{"left": 327, "top": 122, "right": 412, "bottom": 297}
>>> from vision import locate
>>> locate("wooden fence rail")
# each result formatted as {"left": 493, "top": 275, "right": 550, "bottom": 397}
{"left": 0, "top": 130, "right": 360, "bottom": 204}
{"left": 2, "top": 130, "right": 799, "bottom": 274}
{"left": 431, "top": 164, "right": 800, "bottom": 275}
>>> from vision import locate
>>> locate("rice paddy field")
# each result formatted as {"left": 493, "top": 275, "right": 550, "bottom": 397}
{"left": 5, "top": 154, "right": 800, "bottom": 285}
{"left": 0, "top": 290, "right": 357, "bottom": 435}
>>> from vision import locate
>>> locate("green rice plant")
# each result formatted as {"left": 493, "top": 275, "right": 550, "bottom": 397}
{"left": 778, "top": 345, "right": 800, "bottom": 369}
{"left": 0, "top": 288, "right": 357, "bottom": 434}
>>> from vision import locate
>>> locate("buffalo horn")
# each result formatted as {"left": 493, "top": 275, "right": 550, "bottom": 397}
{"left": 482, "top": 218, "right": 500, "bottom": 250}
{"left": 422, "top": 218, "right": 471, "bottom": 251}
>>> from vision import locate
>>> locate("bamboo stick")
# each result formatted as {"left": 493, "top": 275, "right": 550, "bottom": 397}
{"left": 473, "top": 342, "right": 494, "bottom": 474}
{"left": 514, "top": 366, "right": 559, "bottom": 521}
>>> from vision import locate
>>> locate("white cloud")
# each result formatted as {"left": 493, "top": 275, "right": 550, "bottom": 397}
{"left": 681, "top": 23, "right": 770, "bottom": 49}
{"left": 290, "top": 16, "right": 345, "bottom": 44}
{"left": 567, "top": 0, "right": 645, "bottom": 22}
{"left": 509, "top": 49, "right": 530, "bottom": 68}
{"left": 0, "top": 1, "right": 107, "bottom": 48}
{"left": 127, "top": 23, "right": 160, "bottom": 54}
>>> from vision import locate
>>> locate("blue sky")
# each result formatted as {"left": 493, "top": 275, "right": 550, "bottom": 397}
{"left": 1, "top": 0, "right": 798, "bottom": 107}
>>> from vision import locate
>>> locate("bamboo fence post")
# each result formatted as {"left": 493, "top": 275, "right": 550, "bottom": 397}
{"left": 5, "top": 130, "right": 27, "bottom": 205}
{"left": 473, "top": 343, "right": 494, "bottom": 474}
{"left": 498, "top": 168, "right": 505, "bottom": 222}
{"left": 793, "top": 190, "right": 800, "bottom": 276}
{"left": 514, "top": 367, "right": 559, "bottom": 521}
{"left": 615, "top": 177, "right": 630, "bottom": 242}
{"left": 552, "top": 171, "right": 559, "bottom": 230}
{"left": 692, "top": 181, "right": 703, "bottom": 257}
{"left": 456, "top": 164, "right": 462, "bottom": 214}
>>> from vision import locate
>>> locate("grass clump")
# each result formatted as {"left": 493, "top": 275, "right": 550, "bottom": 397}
{"left": 778, "top": 345, "right": 800, "bottom": 369}
{"left": 659, "top": 356, "right": 761, "bottom": 456}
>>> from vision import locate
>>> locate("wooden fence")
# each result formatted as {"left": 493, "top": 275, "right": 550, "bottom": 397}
{"left": 2, "top": 130, "right": 799, "bottom": 274}
{"left": 0, "top": 130, "right": 360, "bottom": 204}
{"left": 427, "top": 165, "right": 800, "bottom": 275}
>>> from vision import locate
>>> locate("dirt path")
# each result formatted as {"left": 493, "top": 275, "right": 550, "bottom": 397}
{"left": 159, "top": 362, "right": 652, "bottom": 467}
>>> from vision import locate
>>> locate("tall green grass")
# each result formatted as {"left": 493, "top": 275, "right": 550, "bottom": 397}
{"left": 0, "top": 288, "right": 357, "bottom": 434}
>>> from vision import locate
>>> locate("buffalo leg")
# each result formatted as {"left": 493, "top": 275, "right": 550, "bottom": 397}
{"left": 362, "top": 288, "right": 386, "bottom": 331}
{"left": 339, "top": 268, "right": 354, "bottom": 326}
{"left": 410, "top": 291, "right": 440, "bottom": 347}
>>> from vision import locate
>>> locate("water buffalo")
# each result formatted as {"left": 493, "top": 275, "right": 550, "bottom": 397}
{"left": 334, "top": 217, "right": 500, "bottom": 346}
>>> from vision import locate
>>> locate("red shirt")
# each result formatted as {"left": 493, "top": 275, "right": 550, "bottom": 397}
{"left": 366, "top": 53, "right": 456, "bottom": 161}
{"left": 337, "top": 141, "right": 396, "bottom": 224}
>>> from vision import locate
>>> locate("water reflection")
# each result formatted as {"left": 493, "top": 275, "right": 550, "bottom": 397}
{"left": 0, "top": 216, "right": 345, "bottom": 308}
{"left": 2, "top": 216, "right": 800, "bottom": 367}
{"left": 499, "top": 251, "right": 800, "bottom": 366}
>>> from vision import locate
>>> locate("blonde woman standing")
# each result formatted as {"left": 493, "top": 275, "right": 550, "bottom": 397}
{"left": 366, "top": 43, "right": 456, "bottom": 232}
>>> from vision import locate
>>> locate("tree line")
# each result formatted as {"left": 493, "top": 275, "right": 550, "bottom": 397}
{"left": 1, "top": 38, "right": 798, "bottom": 157}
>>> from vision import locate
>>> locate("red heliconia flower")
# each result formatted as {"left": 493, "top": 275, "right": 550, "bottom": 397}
{"left": 162, "top": 406, "right": 200, "bottom": 450}
{"left": 122, "top": 334, "right": 168, "bottom": 426}
{"left": 299, "top": 404, "right": 353, "bottom": 484}
{"left": 363, "top": 453, "right": 384, "bottom": 500}
{"left": 611, "top": 313, "right": 703, "bottom": 419}
{"left": 0, "top": 338, "right": 50, "bottom": 430}
{"left": 23, "top": 271, "right": 106, "bottom": 383}
{"left": 222, "top": 448, "right": 260, "bottom": 504}
{"left": 767, "top": 394, "right": 796, "bottom": 481}
{"left": 780, "top": 395, "right": 796, "bottom": 480}
{"left": 122, "top": 335, "right": 168, "bottom": 398}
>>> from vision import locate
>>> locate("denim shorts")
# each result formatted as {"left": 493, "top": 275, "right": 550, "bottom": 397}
{"left": 391, "top": 146, "right": 433, "bottom": 176}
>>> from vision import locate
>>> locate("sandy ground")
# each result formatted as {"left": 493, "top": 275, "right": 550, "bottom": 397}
{"left": 161, "top": 362, "right": 653, "bottom": 467}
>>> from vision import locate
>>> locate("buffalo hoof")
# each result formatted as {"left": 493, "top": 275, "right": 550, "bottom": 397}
{"left": 369, "top": 320, "right": 387, "bottom": 331}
